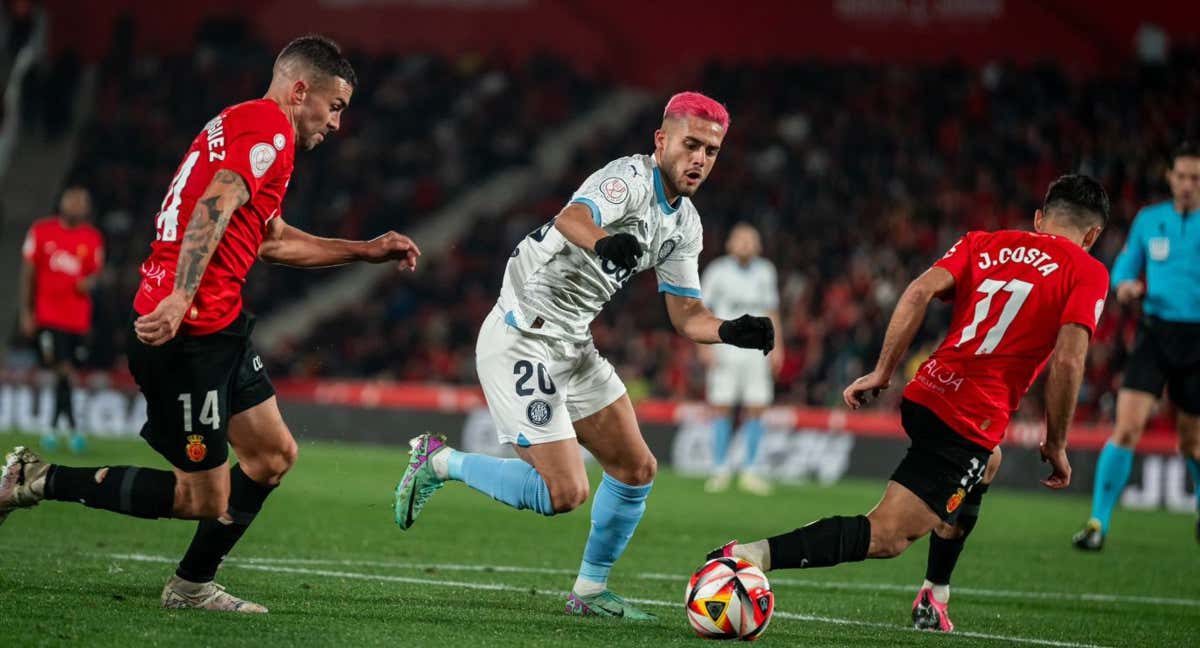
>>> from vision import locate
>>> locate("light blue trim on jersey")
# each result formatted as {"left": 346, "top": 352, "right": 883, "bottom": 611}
{"left": 658, "top": 282, "right": 701, "bottom": 298}
{"left": 504, "top": 310, "right": 519, "bottom": 329}
{"left": 570, "top": 197, "right": 602, "bottom": 225}
{"left": 516, "top": 433, "right": 532, "bottom": 448}
{"left": 652, "top": 166, "right": 681, "bottom": 216}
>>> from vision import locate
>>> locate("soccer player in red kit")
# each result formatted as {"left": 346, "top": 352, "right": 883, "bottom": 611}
{"left": 19, "top": 185, "right": 103, "bottom": 454}
{"left": 1, "top": 35, "right": 420, "bottom": 612}
{"left": 706, "top": 175, "right": 1110, "bottom": 632}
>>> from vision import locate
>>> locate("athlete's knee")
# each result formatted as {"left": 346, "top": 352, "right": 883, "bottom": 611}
{"left": 1112, "top": 415, "right": 1147, "bottom": 448}
{"left": 1111, "top": 427, "right": 1141, "bottom": 448}
{"left": 866, "top": 509, "right": 929, "bottom": 558}
{"left": 629, "top": 454, "right": 657, "bottom": 486}
{"left": 239, "top": 429, "right": 298, "bottom": 486}
{"left": 866, "top": 523, "right": 914, "bottom": 559}
{"left": 277, "top": 434, "right": 299, "bottom": 474}
{"left": 933, "top": 520, "right": 964, "bottom": 541}
{"left": 548, "top": 477, "right": 590, "bottom": 513}
{"left": 608, "top": 454, "right": 657, "bottom": 487}
{"left": 173, "top": 476, "right": 229, "bottom": 519}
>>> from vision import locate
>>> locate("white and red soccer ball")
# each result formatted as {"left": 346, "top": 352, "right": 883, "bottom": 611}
{"left": 685, "top": 557, "right": 775, "bottom": 640}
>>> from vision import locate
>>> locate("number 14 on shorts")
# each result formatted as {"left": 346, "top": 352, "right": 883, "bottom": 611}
{"left": 179, "top": 390, "right": 220, "bottom": 432}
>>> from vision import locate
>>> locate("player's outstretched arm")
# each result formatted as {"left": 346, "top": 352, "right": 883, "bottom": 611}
{"left": 1040, "top": 323, "right": 1090, "bottom": 489}
{"left": 134, "top": 169, "right": 249, "bottom": 346}
{"left": 664, "top": 294, "right": 774, "bottom": 353}
{"left": 258, "top": 218, "right": 420, "bottom": 271}
{"left": 843, "top": 267, "right": 954, "bottom": 409}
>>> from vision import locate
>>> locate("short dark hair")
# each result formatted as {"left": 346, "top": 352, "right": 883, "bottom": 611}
{"left": 1042, "top": 174, "right": 1109, "bottom": 229}
{"left": 276, "top": 35, "right": 356, "bottom": 87}
{"left": 1171, "top": 141, "right": 1200, "bottom": 168}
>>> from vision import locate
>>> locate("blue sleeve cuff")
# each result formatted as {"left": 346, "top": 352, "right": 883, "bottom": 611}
{"left": 570, "top": 197, "right": 602, "bottom": 225}
{"left": 658, "top": 283, "right": 702, "bottom": 298}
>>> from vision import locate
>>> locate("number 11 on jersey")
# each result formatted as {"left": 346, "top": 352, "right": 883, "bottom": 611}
{"left": 956, "top": 278, "right": 1034, "bottom": 355}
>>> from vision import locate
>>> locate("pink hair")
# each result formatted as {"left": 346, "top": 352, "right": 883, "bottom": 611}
{"left": 663, "top": 91, "right": 730, "bottom": 130}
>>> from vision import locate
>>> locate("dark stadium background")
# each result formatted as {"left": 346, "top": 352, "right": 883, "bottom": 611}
{"left": 1, "top": 0, "right": 1197, "bottom": 506}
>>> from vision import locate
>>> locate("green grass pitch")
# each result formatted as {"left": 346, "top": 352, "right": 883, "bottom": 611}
{"left": 1, "top": 433, "right": 1196, "bottom": 647}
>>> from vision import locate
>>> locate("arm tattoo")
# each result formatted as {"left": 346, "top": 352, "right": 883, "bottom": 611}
{"left": 173, "top": 169, "right": 250, "bottom": 298}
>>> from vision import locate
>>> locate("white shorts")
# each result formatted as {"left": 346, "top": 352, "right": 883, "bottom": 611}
{"left": 476, "top": 306, "right": 626, "bottom": 447}
{"left": 707, "top": 347, "right": 774, "bottom": 408}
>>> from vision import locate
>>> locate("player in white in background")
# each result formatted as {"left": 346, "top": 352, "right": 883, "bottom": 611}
{"left": 392, "top": 92, "right": 775, "bottom": 620}
{"left": 699, "top": 223, "right": 783, "bottom": 495}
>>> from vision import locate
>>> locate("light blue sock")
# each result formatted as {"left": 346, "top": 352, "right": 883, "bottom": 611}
{"left": 712, "top": 417, "right": 733, "bottom": 472}
{"left": 578, "top": 473, "right": 652, "bottom": 587}
{"left": 740, "top": 418, "right": 765, "bottom": 469}
{"left": 1090, "top": 441, "right": 1134, "bottom": 534}
{"left": 447, "top": 450, "right": 555, "bottom": 516}
{"left": 1184, "top": 455, "right": 1200, "bottom": 513}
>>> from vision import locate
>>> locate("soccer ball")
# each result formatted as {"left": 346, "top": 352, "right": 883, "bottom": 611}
{"left": 685, "top": 557, "right": 774, "bottom": 640}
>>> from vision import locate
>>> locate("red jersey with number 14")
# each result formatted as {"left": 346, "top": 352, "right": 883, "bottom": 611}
{"left": 134, "top": 99, "right": 295, "bottom": 335}
{"left": 902, "top": 230, "right": 1109, "bottom": 450}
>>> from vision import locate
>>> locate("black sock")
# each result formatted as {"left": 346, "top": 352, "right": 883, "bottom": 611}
{"left": 176, "top": 464, "right": 276, "bottom": 583}
{"left": 925, "top": 484, "right": 988, "bottom": 585}
{"left": 767, "top": 515, "right": 871, "bottom": 570}
{"left": 54, "top": 373, "right": 76, "bottom": 430}
{"left": 44, "top": 465, "right": 176, "bottom": 518}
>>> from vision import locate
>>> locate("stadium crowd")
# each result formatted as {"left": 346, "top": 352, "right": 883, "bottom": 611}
{"left": 52, "top": 21, "right": 1200, "bottom": 423}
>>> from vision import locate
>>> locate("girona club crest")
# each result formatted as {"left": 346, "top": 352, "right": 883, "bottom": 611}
{"left": 186, "top": 435, "right": 207, "bottom": 463}
{"left": 946, "top": 487, "right": 966, "bottom": 514}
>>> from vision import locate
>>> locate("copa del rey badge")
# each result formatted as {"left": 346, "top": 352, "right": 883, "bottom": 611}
{"left": 601, "top": 177, "right": 628, "bottom": 204}
{"left": 186, "top": 435, "right": 208, "bottom": 463}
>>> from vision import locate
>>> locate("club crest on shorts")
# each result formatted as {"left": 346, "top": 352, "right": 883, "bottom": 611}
{"left": 946, "top": 487, "right": 966, "bottom": 513}
{"left": 658, "top": 237, "right": 679, "bottom": 264}
{"left": 527, "top": 399, "right": 552, "bottom": 427}
{"left": 186, "top": 435, "right": 207, "bottom": 463}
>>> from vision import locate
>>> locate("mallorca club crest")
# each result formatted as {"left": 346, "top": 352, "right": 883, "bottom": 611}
{"left": 186, "top": 435, "right": 207, "bottom": 463}
{"left": 946, "top": 487, "right": 966, "bottom": 514}
{"left": 527, "top": 399, "right": 553, "bottom": 427}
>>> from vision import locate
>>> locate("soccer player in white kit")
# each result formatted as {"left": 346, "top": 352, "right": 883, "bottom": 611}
{"left": 699, "top": 224, "right": 783, "bottom": 495}
{"left": 392, "top": 92, "right": 775, "bottom": 620}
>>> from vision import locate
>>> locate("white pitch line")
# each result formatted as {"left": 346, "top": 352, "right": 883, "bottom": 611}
{"left": 105, "top": 553, "right": 1200, "bottom": 609}
{"left": 107, "top": 553, "right": 1111, "bottom": 648}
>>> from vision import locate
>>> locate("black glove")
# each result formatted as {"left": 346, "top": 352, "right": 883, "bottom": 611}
{"left": 593, "top": 233, "right": 642, "bottom": 270}
{"left": 719, "top": 315, "right": 775, "bottom": 355}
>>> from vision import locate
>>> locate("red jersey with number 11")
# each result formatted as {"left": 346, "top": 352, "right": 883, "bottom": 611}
{"left": 902, "top": 230, "right": 1109, "bottom": 450}
{"left": 134, "top": 99, "right": 295, "bottom": 335}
